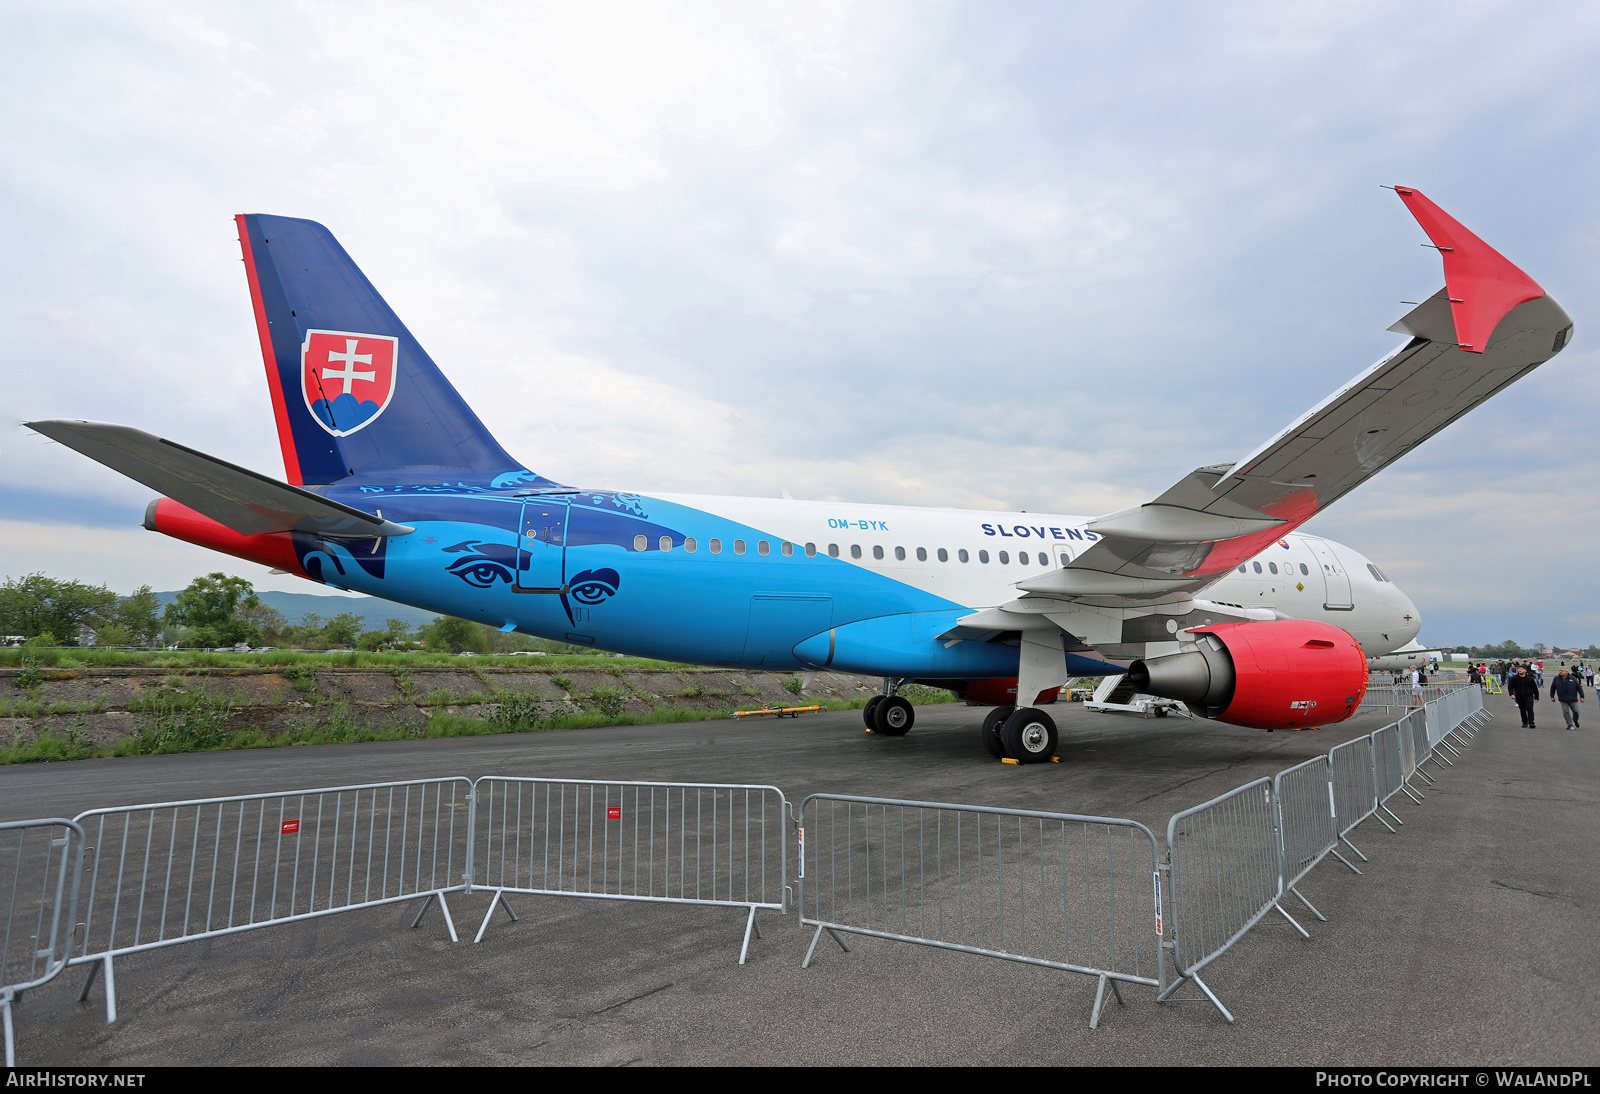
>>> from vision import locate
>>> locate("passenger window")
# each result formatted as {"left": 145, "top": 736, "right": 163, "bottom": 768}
{"left": 806, "top": 542, "right": 817, "bottom": 557}
{"left": 1299, "top": 563, "right": 1308, "bottom": 575}
{"left": 894, "top": 546, "right": 906, "bottom": 561}
{"left": 1038, "top": 553, "right": 1047, "bottom": 566}
{"left": 873, "top": 546, "right": 884, "bottom": 560}
{"left": 734, "top": 540, "right": 747, "bottom": 555}
{"left": 659, "top": 536, "right": 673, "bottom": 553}
{"left": 633, "top": 534, "right": 648, "bottom": 551}
{"left": 937, "top": 548, "right": 948, "bottom": 562}
{"left": 851, "top": 545, "right": 862, "bottom": 559}
{"left": 1238, "top": 565, "right": 1246, "bottom": 573}
{"left": 781, "top": 541, "right": 794, "bottom": 557}
{"left": 1060, "top": 554, "right": 1070, "bottom": 566}
{"left": 828, "top": 544, "right": 839, "bottom": 557}
{"left": 998, "top": 551, "right": 1009, "bottom": 564}
{"left": 917, "top": 547, "right": 927, "bottom": 561}
{"left": 710, "top": 538, "right": 722, "bottom": 554}
{"left": 685, "top": 537, "right": 698, "bottom": 553}
{"left": 1269, "top": 562, "right": 1278, "bottom": 575}
{"left": 757, "top": 540, "right": 770, "bottom": 556}
{"left": 1253, "top": 562, "right": 1262, "bottom": 573}
{"left": 978, "top": 550, "right": 989, "bottom": 563}
{"left": 959, "top": 549, "right": 969, "bottom": 563}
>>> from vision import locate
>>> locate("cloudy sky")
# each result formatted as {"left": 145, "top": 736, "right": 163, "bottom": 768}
{"left": 4, "top": 1, "right": 1599, "bottom": 647}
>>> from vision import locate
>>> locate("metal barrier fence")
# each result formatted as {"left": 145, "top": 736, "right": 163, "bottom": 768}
{"left": 1359, "top": 680, "right": 1476, "bottom": 714}
{"left": 1, "top": 818, "right": 85, "bottom": 1066}
{"left": 796, "top": 794, "right": 1164, "bottom": 1028}
{"left": 1163, "top": 687, "right": 1486, "bottom": 1021}
{"left": 69, "top": 777, "right": 473, "bottom": 1023}
{"left": 1159, "top": 778, "right": 1281, "bottom": 1021}
{"left": 0, "top": 683, "right": 1497, "bottom": 1044}
{"left": 1272, "top": 755, "right": 1362, "bottom": 929}
{"left": 469, "top": 778, "right": 788, "bottom": 962}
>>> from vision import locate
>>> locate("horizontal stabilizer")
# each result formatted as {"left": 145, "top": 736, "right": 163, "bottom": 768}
{"left": 26, "top": 420, "right": 414, "bottom": 538}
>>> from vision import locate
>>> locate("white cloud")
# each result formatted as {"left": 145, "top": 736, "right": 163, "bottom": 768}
{"left": 3, "top": 0, "right": 1600, "bottom": 644}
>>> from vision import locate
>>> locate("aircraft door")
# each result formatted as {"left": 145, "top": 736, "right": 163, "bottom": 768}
{"left": 1309, "top": 539, "right": 1354, "bottom": 610}
{"left": 744, "top": 594, "right": 833, "bottom": 666}
{"left": 517, "top": 500, "right": 569, "bottom": 593}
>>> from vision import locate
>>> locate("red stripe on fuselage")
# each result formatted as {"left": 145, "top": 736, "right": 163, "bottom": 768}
{"left": 150, "top": 498, "right": 308, "bottom": 577}
{"left": 235, "top": 214, "right": 304, "bottom": 486}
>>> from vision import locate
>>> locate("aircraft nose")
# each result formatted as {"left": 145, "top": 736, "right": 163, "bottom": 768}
{"left": 1395, "top": 587, "right": 1422, "bottom": 639}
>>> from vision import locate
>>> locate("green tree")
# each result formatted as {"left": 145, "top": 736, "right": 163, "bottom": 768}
{"left": 291, "top": 613, "right": 325, "bottom": 649}
{"left": 163, "top": 573, "right": 261, "bottom": 647}
{"left": 323, "top": 612, "right": 364, "bottom": 648}
{"left": 110, "top": 586, "right": 162, "bottom": 645}
{"left": 239, "top": 601, "right": 289, "bottom": 646}
{"left": 383, "top": 618, "right": 413, "bottom": 646}
{"left": 0, "top": 574, "right": 118, "bottom": 644}
{"left": 422, "top": 615, "right": 488, "bottom": 654}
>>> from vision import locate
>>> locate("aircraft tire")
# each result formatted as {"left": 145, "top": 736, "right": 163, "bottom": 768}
{"left": 863, "top": 696, "right": 885, "bottom": 730}
{"left": 874, "top": 696, "right": 914, "bottom": 735}
{"left": 1002, "top": 707, "right": 1057, "bottom": 764}
{"left": 981, "top": 706, "right": 1014, "bottom": 759}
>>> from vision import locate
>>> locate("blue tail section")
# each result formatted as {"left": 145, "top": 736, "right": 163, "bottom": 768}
{"left": 237, "top": 213, "right": 546, "bottom": 489}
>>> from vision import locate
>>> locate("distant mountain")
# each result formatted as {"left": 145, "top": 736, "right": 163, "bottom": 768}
{"left": 154, "top": 590, "right": 439, "bottom": 632}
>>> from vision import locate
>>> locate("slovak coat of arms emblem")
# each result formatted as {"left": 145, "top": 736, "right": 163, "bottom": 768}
{"left": 300, "top": 330, "right": 399, "bottom": 437}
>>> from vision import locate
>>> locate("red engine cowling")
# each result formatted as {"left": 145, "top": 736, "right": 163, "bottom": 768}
{"left": 1127, "top": 619, "right": 1369, "bottom": 729}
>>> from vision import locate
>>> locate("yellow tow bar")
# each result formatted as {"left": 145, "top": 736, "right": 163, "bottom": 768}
{"left": 732, "top": 704, "right": 822, "bottom": 719}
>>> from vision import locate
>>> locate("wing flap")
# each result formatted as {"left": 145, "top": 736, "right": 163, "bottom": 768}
{"left": 26, "top": 420, "right": 414, "bottom": 539}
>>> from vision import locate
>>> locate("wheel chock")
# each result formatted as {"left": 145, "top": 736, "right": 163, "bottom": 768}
{"left": 1051, "top": 756, "right": 1061, "bottom": 762}
{"left": 1001, "top": 757, "right": 1018, "bottom": 764}
{"left": 864, "top": 728, "right": 873, "bottom": 733}
{"left": 1002, "top": 756, "right": 1062, "bottom": 765}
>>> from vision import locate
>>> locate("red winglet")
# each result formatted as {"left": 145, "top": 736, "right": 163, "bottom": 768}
{"left": 1393, "top": 187, "right": 1544, "bottom": 353}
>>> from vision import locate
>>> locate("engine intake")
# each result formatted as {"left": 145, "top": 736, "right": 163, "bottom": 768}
{"left": 1128, "top": 619, "right": 1368, "bottom": 729}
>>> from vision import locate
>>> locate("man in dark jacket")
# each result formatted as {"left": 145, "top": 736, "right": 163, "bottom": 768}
{"left": 1507, "top": 667, "right": 1540, "bottom": 727}
{"left": 1550, "top": 668, "right": 1585, "bottom": 730}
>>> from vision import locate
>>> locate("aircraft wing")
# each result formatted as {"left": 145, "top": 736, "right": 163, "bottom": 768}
{"left": 25, "top": 419, "right": 414, "bottom": 538}
{"left": 1012, "top": 186, "right": 1573, "bottom": 611}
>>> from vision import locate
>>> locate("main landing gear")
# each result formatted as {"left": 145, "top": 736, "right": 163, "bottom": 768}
{"left": 980, "top": 705, "right": 1057, "bottom": 764}
{"left": 863, "top": 693, "right": 915, "bottom": 735}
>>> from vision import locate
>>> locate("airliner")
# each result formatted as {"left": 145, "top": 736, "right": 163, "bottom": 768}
{"left": 28, "top": 187, "right": 1572, "bottom": 763}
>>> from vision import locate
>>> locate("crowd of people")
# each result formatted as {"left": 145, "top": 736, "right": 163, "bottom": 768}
{"left": 1474, "top": 659, "right": 1592, "bottom": 730}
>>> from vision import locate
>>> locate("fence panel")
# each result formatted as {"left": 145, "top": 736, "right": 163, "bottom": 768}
{"left": 470, "top": 778, "right": 787, "bottom": 962}
{"left": 1274, "top": 757, "right": 1337, "bottom": 893}
{"left": 71, "top": 778, "right": 472, "bottom": 1023}
{"left": 1372, "top": 721, "right": 1405, "bottom": 809}
{"left": 797, "top": 794, "right": 1163, "bottom": 1028}
{"left": 1, "top": 818, "right": 86, "bottom": 1066}
{"left": 1161, "top": 778, "right": 1282, "bottom": 1021}
{"left": 1329, "top": 736, "right": 1376, "bottom": 838}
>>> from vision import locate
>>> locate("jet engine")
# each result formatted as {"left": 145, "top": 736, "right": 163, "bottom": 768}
{"left": 1126, "top": 620, "right": 1369, "bottom": 729}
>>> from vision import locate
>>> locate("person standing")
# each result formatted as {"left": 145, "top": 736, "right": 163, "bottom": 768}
{"left": 1508, "top": 667, "right": 1540, "bottom": 727}
{"left": 1411, "top": 665, "right": 1425, "bottom": 706}
{"left": 1550, "top": 667, "right": 1584, "bottom": 730}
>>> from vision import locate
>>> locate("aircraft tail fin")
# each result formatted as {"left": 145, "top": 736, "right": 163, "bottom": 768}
{"left": 236, "top": 214, "right": 538, "bottom": 488}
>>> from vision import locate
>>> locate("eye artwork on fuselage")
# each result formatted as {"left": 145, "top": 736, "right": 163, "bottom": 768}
{"left": 27, "top": 188, "right": 1570, "bottom": 759}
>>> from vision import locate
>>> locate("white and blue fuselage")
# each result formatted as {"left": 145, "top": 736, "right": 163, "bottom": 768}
{"left": 303, "top": 486, "right": 1421, "bottom": 678}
